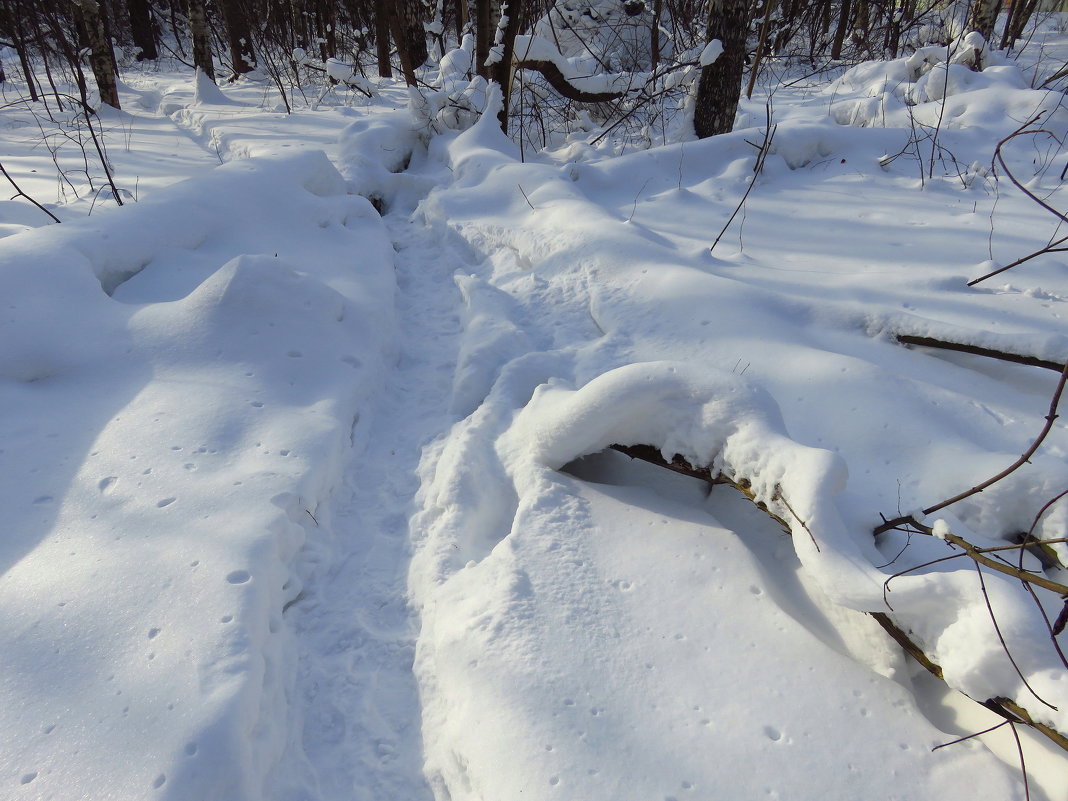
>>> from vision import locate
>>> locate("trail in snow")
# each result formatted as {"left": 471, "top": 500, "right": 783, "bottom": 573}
{"left": 283, "top": 198, "right": 464, "bottom": 800}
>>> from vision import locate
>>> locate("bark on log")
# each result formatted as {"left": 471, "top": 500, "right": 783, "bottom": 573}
{"left": 606, "top": 443, "right": 1068, "bottom": 754}
{"left": 895, "top": 334, "right": 1066, "bottom": 373}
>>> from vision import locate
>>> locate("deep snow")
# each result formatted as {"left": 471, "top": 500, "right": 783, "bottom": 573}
{"left": 1, "top": 20, "right": 1068, "bottom": 801}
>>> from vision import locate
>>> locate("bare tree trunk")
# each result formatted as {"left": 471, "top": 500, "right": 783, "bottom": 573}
{"left": 13, "top": 31, "right": 39, "bottom": 101}
{"left": 374, "top": 0, "right": 394, "bottom": 77}
{"left": 852, "top": 0, "right": 870, "bottom": 54}
{"left": 830, "top": 0, "right": 851, "bottom": 59}
{"left": 746, "top": 0, "right": 775, "bottom": 98}
{"left": 219, "top": 0, "right": 255, "bottom": 77}
{"left": 1001, "top": 0, "right": 1038, "bottom": 49}
{"left": 455, "top": 0, "right": 468, "bottom": 39}
{"left": 490, "top": 0, "right": 523, "bottom": 131}
{"left": 693, "top": 0, "right": 749, "bottom": 139}
{"left": 968, "top": 0, "right": 1001, "bottom": 42}
{"left": 317, "top": 0, "right": 338, "bottom": 60}
{"left": 389, "top": 8, "right": 417, "bottom": 85}
{"left": 651, "top": 0, "right": 663, "bottom": 71}
{"left": 395, "top": 0, "right": 429, "bottom": 77}
{"left": 475, "top": 0, "right": 496, "bottom": 78}
{"left": 126, "top": 0, "right": 158, "bottom": 60}
{"left": 188, "top": 0, "right": 216, "bottom": 82}
{"left": 74, "top": 0, "right": 121, "bottom": 108}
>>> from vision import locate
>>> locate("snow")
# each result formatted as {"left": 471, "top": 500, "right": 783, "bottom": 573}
{"left": 699, "top": 39, "right": 724, "bottom": 67}
{"left": 511, "top": 34, "right": 649, "bottom": 96}
{"left": 0, "top": 142, "right": 394, "bottom": 799}
{"left": 1, "top": 15, "right": 1068, "bottom": 801}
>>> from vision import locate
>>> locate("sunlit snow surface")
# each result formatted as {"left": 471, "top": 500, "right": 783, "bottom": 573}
{"left": 1, "top": 19, "right": 1067, "bottom": 801}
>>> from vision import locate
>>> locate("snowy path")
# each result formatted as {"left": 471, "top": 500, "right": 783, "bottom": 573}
{"left": 284, "top": 202, "right": 464, "bottom": 801}
{"left": 2, "top": 64, "right": 1066, "bottom": 801}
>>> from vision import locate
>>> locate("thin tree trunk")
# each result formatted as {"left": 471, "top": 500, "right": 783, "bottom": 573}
{"left": 490, "top": 0, "right": 523, "bottom": 131}
{"left": 1002, "top": 0, "right": 1038, "bottom": 49}
{"left": 317, "top": 0, "right": 338, "bottom": 60}
{"left": 188, "top": 0, "right": 215, "bottom": 81}
{"left": 374, "top": 0, "right": 394, "bottom": 77}
{"left": 852, "top": 0, "right": 869, "bottom": 54}
{"left": 219, "top": 0, "right": 255, "bottom": 76}
{"left": 475, "top": 0, "right": 494, "bottom": 78}
{"left": 830, "top": 0, "right": 852, "bottom": 59}
{"left": 968, "top": 0, "right": 1001, "bottom": 42}
{"left": 395, "top": 0, "right": 429, "bottom": 77}
{"left": 389, "top": 6, "right": 417, "bottom": 85}
{"left": 13, "top": 32, "right": 39, "bottom": 102}
{"left": 126, "top": 0, "right": 158, "bottom": 60}
{"left": 650, "top": 0, "right": 662, "bottom": 71}
{"left": 166, "top": 0, "right": 185, "bottom": 55}
{"left": 74, "top": 0, "right": 121, "bottom": 108}
{"left": 694, "top": 0, "right": 750, "bottom": 138}
{"left": 746, "top": 0, "right": 776, "bottom": 98}
{"left": 456, "top": 0, "right": 468, "bottom": 39}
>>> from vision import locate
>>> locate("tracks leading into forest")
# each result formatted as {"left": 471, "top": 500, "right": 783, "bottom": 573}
{"left": 284, "top": 204, "right": 465, "bottom": 801}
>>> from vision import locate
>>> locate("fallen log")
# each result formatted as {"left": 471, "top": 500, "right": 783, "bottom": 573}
{"left": 606, "top": 443, "right": 1068, "bottom": 754}
{"left": 894, "top": 334, "right": 1066, "bottom": 373}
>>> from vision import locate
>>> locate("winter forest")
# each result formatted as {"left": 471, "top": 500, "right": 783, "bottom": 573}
{"left": 1, "top": 0, "right": 1068, "bottom": 799}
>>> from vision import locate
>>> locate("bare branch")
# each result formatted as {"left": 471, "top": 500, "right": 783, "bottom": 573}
{"left": 894, "top": 334, "right": 1067, "bottom": 373}
{"left": 875, "top": 360, "right": 1068, "bottom": 536}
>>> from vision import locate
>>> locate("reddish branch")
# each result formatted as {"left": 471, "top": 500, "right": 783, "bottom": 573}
{"left": 970, "top": 117, "right": 1065, "bottom": 286}
{"left": 874, "top": 359, "right": 1068, "bottom": 535}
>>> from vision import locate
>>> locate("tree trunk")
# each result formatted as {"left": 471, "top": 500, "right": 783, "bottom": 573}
{"left": 852, "top": 0, "right": 869, "bottom": 54}
{"left": 188, "top": 0, "right": 215, "bottom": 82}
{"left": 317, "top": 0, "right": 338, "bottom": 60}
{"left": 475, "top": 0, "right": 496, "bottom": 78}
{"left": 490, "top": 0, "right": 523, "bottom": 131}
{"left": 219, "top": 0, "right": 255, "bottom": 77}
{"left": 13, "top": 32, "right": 39, "bottom": 101}
{"left": 746, "top": 0, "right": 776, "bottom": 98}
{"left": 394, "top": 0, "right": 429, "bottom": 78}
{"left": 126, "top": 0, "right": 158, "bottom": 60}
{"left": 651, "top": 0, "right": 663, "bottom": 71}
{"left": 830, "top": 0, "right": 851, "bottom": 59}
{"left": 967, "top": 0, "right": 1001, "bottom": 42}
{"left": 1001, "top": 0, "right": 1038, "bottom": 49}
{"left": 374, "top": 0, "right": 394, "bottom": 77}
{"left": 693, "top": 0, "right": 749, "bottom": 139}
{"left": 455, "top": 0, "right": 468, "bottom": 39}
{"left": 74, "top": 0, "right": 121, "bottom": 109}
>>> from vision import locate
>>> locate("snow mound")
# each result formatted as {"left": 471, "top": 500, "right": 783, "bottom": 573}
{"left": 0, "top": 151, "right": 394, "bottom": 800}
{"left": 409, "top": 94, "right": 1068, "bottom": 800}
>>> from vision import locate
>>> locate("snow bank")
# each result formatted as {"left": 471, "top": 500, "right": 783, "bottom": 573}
{"left": 826, "top": 48, "right": 1067, "bottom": 136}
{"left": 0, "top": 151, "right": 394, "bottom": 800}
{"left": 410, "top": 88, "right": 1068, "bottom": 799}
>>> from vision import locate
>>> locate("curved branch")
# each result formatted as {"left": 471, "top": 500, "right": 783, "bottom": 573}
{"left": 0, "top": 160, "right": 61, "bottom": 223}
{"left": 513, "top": 58, "right": 627, "bottom": 103}
{"left": 875, "top": 359, "right": 1068, "bottom": 534}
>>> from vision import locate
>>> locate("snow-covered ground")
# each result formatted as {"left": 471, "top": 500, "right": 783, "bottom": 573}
{"left": 2, "top": 20, "right": 1068, "bottom": 801}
